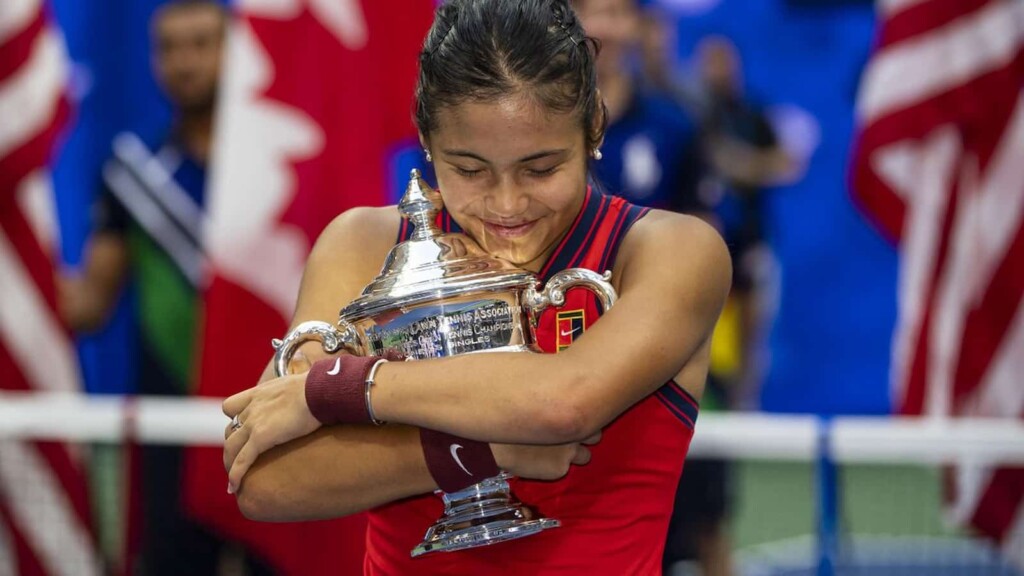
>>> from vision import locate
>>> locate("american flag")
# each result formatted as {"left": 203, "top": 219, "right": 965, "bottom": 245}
{"left": 0, "top": 0, "right": 99, "bottom": 574}
{"left": 851, "top": 0, "right": 1024, "bottom": 562}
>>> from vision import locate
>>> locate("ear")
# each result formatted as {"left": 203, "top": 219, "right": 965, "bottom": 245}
{"left": 418, "top": 133, "right": 430, "bottom": 152}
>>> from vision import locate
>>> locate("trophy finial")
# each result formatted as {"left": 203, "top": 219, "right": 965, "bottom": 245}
{"left": 399, "top": 169, "right": 443, "bottom": 240}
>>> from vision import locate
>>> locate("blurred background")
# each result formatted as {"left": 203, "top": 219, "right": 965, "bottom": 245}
{"left": 1, "top": 0, "right": 1022, "bottom": 574}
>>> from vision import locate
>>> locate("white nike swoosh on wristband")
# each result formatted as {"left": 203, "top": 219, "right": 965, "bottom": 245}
{"left": 450, "top": 443, "right": 472, "bottom": 476}
{"left": 326, "top": 358, "right": 341, "bottom": 376}
{"left": 560, "top": 328, "right": 576, "bottom": 337}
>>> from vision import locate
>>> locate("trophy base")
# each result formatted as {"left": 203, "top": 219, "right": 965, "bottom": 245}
{"left": 410, "top": 475, "right": 560, "bottom": 557}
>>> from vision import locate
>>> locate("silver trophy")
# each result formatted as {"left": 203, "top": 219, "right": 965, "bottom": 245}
{"left": 272, "top": 169, "right": 617, "bottom": 556}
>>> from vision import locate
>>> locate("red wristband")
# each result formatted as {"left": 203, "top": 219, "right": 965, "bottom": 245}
{"left": 420, "top": 428, "right": 500, "bottom": 493}
{"left": 305, "top": 355, "right": 380, "bottom": 425}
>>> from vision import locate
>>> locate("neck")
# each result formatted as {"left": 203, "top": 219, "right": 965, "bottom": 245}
{"left": 176, "top": 108, "right": 214, "bottom": 163}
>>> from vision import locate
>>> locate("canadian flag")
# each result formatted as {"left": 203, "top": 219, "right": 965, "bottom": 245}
{"left": 183, "top": 1, "right": 433, "bottom": 573}
{"left": 0, "top": 0, "right": 100, "bottom": 574}
{"left": 851, "top": 0, "right": 1024, "bottom": 564}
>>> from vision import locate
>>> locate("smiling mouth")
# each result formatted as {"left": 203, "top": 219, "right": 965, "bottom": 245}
{"left": 483, "top": 220, "right": 537, "bottom": 239}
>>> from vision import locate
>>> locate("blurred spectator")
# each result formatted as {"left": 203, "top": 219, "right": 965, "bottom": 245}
{"left": 692, "top": 35, "right": 792, "bottom": 407}
{"left": 573, "top": 0, "right": 703, "bottom": 212}
{"left": 58, "top": 2, "right": 270, "bottom": 574}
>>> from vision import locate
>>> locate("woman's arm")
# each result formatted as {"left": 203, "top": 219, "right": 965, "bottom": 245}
{"left": 368, "top": 211, "right": 731, "bottom": 443}
{"left": 234, "top": 421, "right": 595, "bottom": 521}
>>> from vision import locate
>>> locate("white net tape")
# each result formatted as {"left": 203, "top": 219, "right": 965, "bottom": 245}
{"left": 3, "top": 391, "right": 1022, "bottom": 465}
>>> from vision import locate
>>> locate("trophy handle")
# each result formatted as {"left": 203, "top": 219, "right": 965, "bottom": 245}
{"left": 524, "top": 269, "right": 617, "bottom": 315}
{"left": 271, "top": 320, "right": 360, "bottom": 377}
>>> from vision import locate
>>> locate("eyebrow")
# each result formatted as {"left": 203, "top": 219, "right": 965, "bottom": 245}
{"left": 441, "top": 149, "right": 568, "bottom": 163}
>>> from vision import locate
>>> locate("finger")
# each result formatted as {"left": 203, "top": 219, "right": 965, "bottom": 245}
{"left": 571, "top": 445, "right": 591, "bottom": 466}
{"left": 228, "top": 440, "right": 261, "bottom": 494}
{"left": 222, "top": 388, "right": 255, "bottom": 417}
{"left": 582, "top": 431, "right": 602, "bottom": 445}
{"left": 223, "top": 425, "right": 251, "bottom": 473}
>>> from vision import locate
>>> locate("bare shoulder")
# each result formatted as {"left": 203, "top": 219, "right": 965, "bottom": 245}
{"left": 293, "top": 206, "right": 401, "bottom": 324}
{"left": 308, "top": 206, "right": 401, "bottom": 275}
{"left": 615, "top": 209, "right": 732, "bottom": 302}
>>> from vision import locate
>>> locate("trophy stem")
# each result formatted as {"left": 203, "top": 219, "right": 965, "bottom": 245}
{"left": 410, "top": 474, "right": 560, "bottom": 557}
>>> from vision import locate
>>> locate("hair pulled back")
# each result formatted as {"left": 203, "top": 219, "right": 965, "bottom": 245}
{"left": 415, "top": 0, "right": 606, "bottom": 152}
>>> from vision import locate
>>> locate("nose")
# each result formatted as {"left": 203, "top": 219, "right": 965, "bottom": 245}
{"left": 483, "top": 177, "right": 528, "bottom": 219}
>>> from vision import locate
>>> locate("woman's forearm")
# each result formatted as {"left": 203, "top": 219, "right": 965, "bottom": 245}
{"left": 371, "top": 351, "right": 602, "bottom": 446}
{"left": 236, "top": 424, "right": 435, "bottom": 522}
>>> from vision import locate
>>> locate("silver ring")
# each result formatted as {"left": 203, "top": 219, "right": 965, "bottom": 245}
{"left": 230, "top": 414, "right": 242, "bottom": 431}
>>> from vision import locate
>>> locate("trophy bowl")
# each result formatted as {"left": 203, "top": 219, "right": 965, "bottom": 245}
{"left": 272, "top": 169, "right": 617, "bottom": 556}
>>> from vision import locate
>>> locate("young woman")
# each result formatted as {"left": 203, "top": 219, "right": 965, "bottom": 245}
{"left": 222, "top": 0, "right": 730, "bottom": 573}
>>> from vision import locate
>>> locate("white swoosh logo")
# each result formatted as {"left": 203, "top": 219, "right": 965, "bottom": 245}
{"left": 326, "top": 358, "right": 341, "bottom": 376}
{"left": 450, "top": 444, "right": 472, "bottom": 476}
{"left": 560, "top": 328, "right": 577, "bottom": 337}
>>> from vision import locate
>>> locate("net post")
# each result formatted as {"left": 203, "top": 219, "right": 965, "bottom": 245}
{"left": 816, "top": 415, "right": 839, "bottom": 576}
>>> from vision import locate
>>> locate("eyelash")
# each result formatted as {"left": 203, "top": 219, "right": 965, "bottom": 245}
{"left": 454, "top": 167, "right": 484, "bottom": 177}
{"left": 452, "top": 165, "right": 559, "bottom": 178}
{"left": 527, "top": 166, "right": 558, "bottom": 177}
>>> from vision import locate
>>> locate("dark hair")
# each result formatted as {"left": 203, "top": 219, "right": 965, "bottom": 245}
{"left": 415, "top": 0, "right": 607, "bottom": 152}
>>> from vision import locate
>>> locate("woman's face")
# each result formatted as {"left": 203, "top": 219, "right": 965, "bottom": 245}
{"left": 425, "top": 92, "right": 589, "bottom": 272}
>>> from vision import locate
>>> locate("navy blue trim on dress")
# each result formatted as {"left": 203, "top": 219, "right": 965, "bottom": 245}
{"left": 654, "top": 380, "right": 699, "bottom": 429}
{"left": 541, "top": 186, "right": 607, "bottom": 282}
{"left": 599, "top": 203, "right": 649, "bottom": 272}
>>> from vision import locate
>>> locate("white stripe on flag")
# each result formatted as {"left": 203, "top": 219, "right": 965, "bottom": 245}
{"left": 0, "top": 441, "right": 99, "bottom": 576}
{"left": 976, "top": 298, "right": 1024, "bottom": 419}
{"left": 889, "top": 128, "right": 959, "bottom": 409}
{"left": 0, "top": 228, "right": 79, "bottom": 394}
{"left": 15, "top": 169, "right": 59, "bottom": 255}
{"left": 970, "top": 94, "right": 1024, "bottom": 300}
{"left": 0, "top": 28, "right": 66, "bottom": 158}
{"left": 0, "top": 0, "right": 40, "bottom": 46}
{"left": 946, "top": 463, "right": 993, "bottom": 527}
{"left": 858, "top": 1, "right": 1024, "bottom": 124}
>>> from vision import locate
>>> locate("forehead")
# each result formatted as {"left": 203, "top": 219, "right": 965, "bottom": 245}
{"left": 431, "top": 93, "right": 583, "bottom": 156}
{"left": 155, "top": 5, "right": 223, "bottom": 38}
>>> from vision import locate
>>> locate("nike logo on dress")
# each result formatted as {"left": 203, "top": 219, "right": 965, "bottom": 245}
{"left": 450, "top": 443, "right": 472, "bottom": 476}
{"left": 326, "top": 358, "right": 341, "bottom": 376}
{"left": 560, "top": 328, "right": 577, "bottom": 337}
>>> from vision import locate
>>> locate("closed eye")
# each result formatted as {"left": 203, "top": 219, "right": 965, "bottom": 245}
{"left": 453, "top": 166, "right": 484, "bottom": 177}
{"left": 526, "top": 166, "right": 559, "bottom": 177}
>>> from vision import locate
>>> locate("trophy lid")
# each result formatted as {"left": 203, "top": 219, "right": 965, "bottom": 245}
{"left": 339, "top": 169, "right": 536, "bottom": 321}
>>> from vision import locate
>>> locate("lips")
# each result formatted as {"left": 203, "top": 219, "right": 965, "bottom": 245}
{"left": 483, "top": 220, "right": 537, "bottom": 239}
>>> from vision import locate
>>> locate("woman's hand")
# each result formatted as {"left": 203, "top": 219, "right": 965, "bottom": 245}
{"left": 223, "top": 373, "right": 321, "bottom": 494}
{"left": 491, "top": 431, "right": 601, "bottom": 481}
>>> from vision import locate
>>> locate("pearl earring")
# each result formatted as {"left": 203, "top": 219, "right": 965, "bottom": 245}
{"left": 591, "top": 148, "right": 603, "bottom": 161}
{"left": 424, "top": 149, "right": 433, "bottom": 163}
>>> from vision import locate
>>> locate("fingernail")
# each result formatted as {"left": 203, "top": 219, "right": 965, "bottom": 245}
{"left": 227, "top": 482, "right": 234, "bottom": 494}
